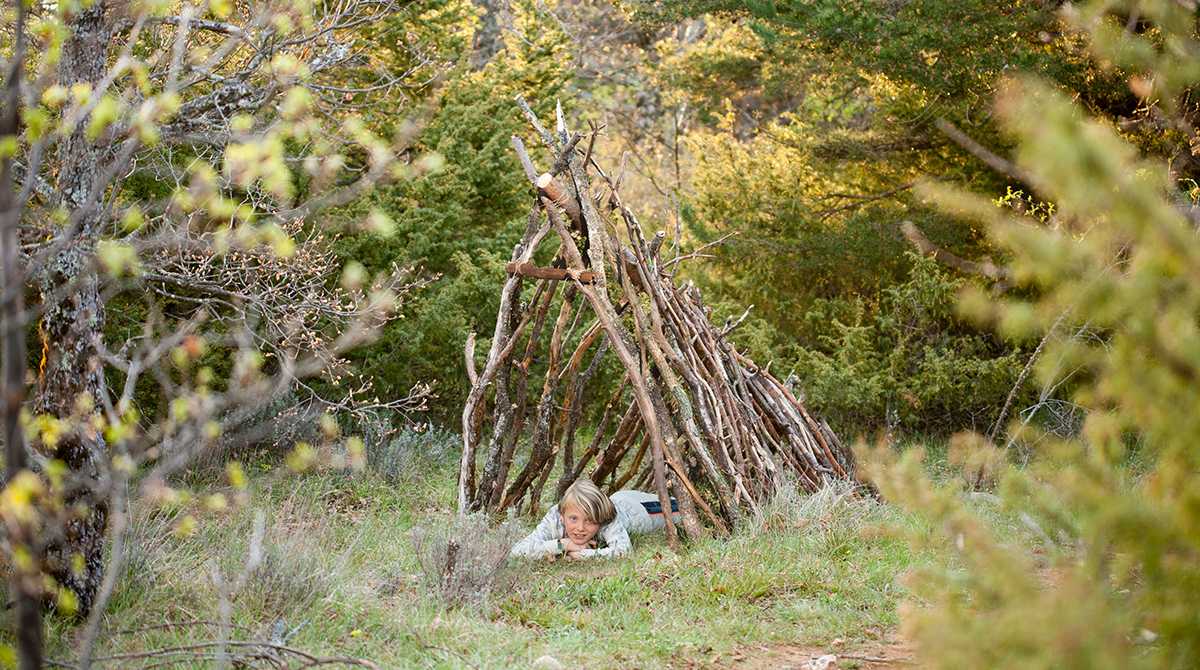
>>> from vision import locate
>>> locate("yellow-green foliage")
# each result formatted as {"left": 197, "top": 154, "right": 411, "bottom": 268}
{"left": 866, "top": 2, "right": 1200, "bottom": 667}
{"left": 791, "top": 254, "right": 1028, "bottom": 435}
{"left": 330, "top": 0, "right": 573, "bottom": 421}
{"left": 645, "top": 1, "right": 1097, "bottom": 434}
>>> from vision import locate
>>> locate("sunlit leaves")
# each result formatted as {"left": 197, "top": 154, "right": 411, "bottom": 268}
{"left": 103, "top": 407, "right": 141, "bottom": 445}
{"left": 40, "top": 85, "right": 68, "bottom": 109}
{"left": 412, "top": 151, "right": 446, "bottom": 176}
{"left": 84, "top": 94, "right": 121, "bottom": 141}
{"left": 885, "top": 4, "right": 1200, "bottom": 667}
{"left": 226, "top": 462, "right": 248, "bottom": 490}
{"left": 345, "top": 436, "right": 366, "bottom": 471}
{"left": 224, "top": 134, "right": 294, "bottom": 201}
{"left": 0, "top": 472, "right": 46, "bottom": 529}
{"left": 1067, "top": 0, "right": 1200, "bottom": 110}
{"left": 365, "top": 209, "right": 395, "bottom": 238}
{"left": 129, "top": 0, "right": 173, "bottom": 18}
{"left": 206, "top": 0, "right": 233, "bottom": 20}
{"left": 232, "top": 349, "right": 264, "bottom": 386}
{"left": 53, "top": 583, "right": 79, "bottom": 616}
{"left": 202, "top": 493, "right": 228, "bottom": 513}
{"left": 28, "top": 14, "right": 67, "bottom": 67}
{"left": 131, "top": 92, "right": 180, "bottom": 145}
{"left": 341, "top": 261, "right": 368, "bottom": 291}
{"left": 182, "top": 335, "right": 207, "bottom": 362}
{"left": 173, "top": 514, "right": 197, "bottom": 538}
{"left": 319, "top": 413, "right": 339, "bottom": 439}
{"left": 280, "top": 86, "right": 314, "bottom": 121}
{"left": 286, "top": 442, "right": 318, "bottom": 473}
{"left": 21, "top": 108, "right": 51, "bottom": 142}
{"left": 120, "top": 206, "right": 145, "bottom": 232}
{"left": 269, "top": 53, "right": 309, "bottom": 81}
{"left": 96, "top": 240, "right": 142, "bottom": 278}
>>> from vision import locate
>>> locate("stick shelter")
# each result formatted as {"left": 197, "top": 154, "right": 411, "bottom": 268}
{"left": 458, "top": 99, "right": 857, "bottom": 547}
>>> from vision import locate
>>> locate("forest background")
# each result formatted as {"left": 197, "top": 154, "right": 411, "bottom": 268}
{"left": 1, "top": 0, "right": 1198, "bottom": 668}
{"left": 332, "top": 0, "right": 1116, "bottom": 437}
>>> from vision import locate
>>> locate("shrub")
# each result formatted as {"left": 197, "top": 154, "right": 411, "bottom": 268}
{"left": 410, "top": 513, "right": 524, "bottom": 608}
{"left": 865, "top": 3, "right": 1200, "bottom": 668}
{"left": 213, "top": 392, "right": 320, "bottom": 464}
{"left": 790, "top": 253, "right": 1029, "bottom": 436}
{"left": 331, "top": 0, "right": 573, "bottom": 421}
{"left": 748, "top": 476, "right": 875, "bottom": 537}
{"left": 242, "top": 538, "right": 333, "bottom": 618}
{"left": 111, "top": 512, "right": 182, "bottom": 612}
{"left": 366, "top": 424, "right": 460, "bottom": 482}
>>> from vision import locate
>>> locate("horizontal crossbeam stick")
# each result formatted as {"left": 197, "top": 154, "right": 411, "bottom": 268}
{"left": 505, "top": 261, "right": 595, "bottom": 283}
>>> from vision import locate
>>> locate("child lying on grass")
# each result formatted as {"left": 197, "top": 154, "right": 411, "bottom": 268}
{"left": 509, "top": 478, "right": 679, "bottom": 560}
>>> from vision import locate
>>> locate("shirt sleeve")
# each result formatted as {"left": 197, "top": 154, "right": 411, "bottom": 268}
{"left": 576, "top": 521, "right": 631, "bottom": 559}
{"left": 509, "top": 508, "right": 562, "bottom": 559}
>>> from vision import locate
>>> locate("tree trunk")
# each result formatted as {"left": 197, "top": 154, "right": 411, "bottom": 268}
{"left": 469, "top": 0, "right": 508, "bottom": 69}
{"left": 36, "top": 2, "right": 111, "bottom": 618}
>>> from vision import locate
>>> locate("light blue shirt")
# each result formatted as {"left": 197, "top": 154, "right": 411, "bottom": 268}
{"left": 509, "top": 490, "right": 668, "bottom": 559}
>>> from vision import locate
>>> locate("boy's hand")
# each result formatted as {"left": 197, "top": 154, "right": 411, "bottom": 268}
{"left": 566, "top": 540, "right": 595, "bottom": 557}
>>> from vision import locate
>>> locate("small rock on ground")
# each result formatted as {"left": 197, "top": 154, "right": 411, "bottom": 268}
{"left": 803, "top": 654, "right": 838, "bottom": 670}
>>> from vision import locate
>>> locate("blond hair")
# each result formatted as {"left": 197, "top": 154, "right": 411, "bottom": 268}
{"left": 560, "top": 479, "right": 616, "bottom": 526}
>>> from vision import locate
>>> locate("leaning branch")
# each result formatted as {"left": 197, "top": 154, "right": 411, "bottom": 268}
{"left": 900, "top": 220, "right": 1009, "bottom": 282}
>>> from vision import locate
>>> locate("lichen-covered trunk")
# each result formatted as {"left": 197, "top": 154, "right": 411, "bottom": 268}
{"left": 469, "top": 0, "right": 507, "bottom": 69}
{"left": 36, "top": 3, "right": 111, "bottom": 618}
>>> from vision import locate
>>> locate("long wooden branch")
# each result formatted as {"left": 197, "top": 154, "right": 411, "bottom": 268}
{"left": 484, "top": 278, "right": 558, "bottom": 509}
{"left": 900, "top": 220, "right": 1008, "bottom": 282}
{"left": 541, "top": 199, "right": 681, "bottom": 549}
{"left": 505, "top": 261, "right": 594, "bottom": 283}
{"left": 499, "top": 285, "right": 576, "bottom": 512}
{"left": 458, "top": 206, "right": 550, "bottom": 512}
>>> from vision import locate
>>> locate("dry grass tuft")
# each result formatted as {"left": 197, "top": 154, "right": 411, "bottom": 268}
{"left": 410, "top": 513, "right": 524, "bottom": 608}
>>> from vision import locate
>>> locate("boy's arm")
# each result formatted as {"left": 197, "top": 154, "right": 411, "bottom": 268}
{"left": 574, "top": 523, "right": 631, "bottom": 559}
{"left": 509, "top": 508, "right": 563, "bottom": 559}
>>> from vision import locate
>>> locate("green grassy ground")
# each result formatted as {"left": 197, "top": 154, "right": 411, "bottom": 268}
{"left": 17, "top": 441, "right": 1014, "bottom": 669}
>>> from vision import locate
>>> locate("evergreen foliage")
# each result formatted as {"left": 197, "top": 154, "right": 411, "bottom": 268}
{"left": 7, "top": 0, "right": 1200, "bottom": 665}
{"left": 791, "top": 254, "right": 1027, "bottom": 435}
{"left": 865, "top": 2, "right": 1200, "bottom": 667}
{"left": 333, "top": 0, "right": 574, "bottom": 421}
{"left": 623, "top": 0, "right": 1140, "bottom": 433}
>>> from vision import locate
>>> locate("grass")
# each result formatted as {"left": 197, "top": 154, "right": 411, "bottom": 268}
{"left": 11, "top": 436, "right": 1021, "bottom": 669}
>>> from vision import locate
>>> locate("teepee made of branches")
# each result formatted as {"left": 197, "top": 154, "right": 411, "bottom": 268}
{"left": 458, "top": 99, "right": 856, "bottom": 547}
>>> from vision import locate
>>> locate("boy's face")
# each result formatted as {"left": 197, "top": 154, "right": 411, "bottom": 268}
{"left": 561, "top": 503, "right": 600, "bottom": 545}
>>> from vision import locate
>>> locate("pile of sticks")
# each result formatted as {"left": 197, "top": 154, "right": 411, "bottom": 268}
{"left": 458, "top": 98, "right": 856, "bottom": 546}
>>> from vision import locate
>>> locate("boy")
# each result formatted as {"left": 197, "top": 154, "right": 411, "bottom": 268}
{"left": 509, "top": 479, "right": 679, "bottom": 560}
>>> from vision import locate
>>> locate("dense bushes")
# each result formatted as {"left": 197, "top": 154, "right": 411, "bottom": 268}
{"left": 331, "top": 0, "right": 573, "bottom": 422}
{"left": 865, "top": 3, "right": 1200, "bottom": 667}
{"left": 365, "top": 423, "right": 461, "bottom": 482}
{"left": 788, "top": 254, "right": 1028, "bottom": 436}
{"left": 329, "top": 0, "right": 1093, "bottom": 436}
{"left": 636, "top": 0, "right": 1135, "bottom": 437}
{"left": 410, "top": 513, "right": 524, "bottom": 608}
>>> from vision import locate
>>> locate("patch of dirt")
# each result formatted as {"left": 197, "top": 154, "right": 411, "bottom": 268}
{"left": 679, "top": 632, "right": 917, "bottom": 670}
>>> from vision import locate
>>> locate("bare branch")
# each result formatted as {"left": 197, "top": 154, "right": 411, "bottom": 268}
{"left": 900, "top": 220, "right": 1009, "bottom": 282}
